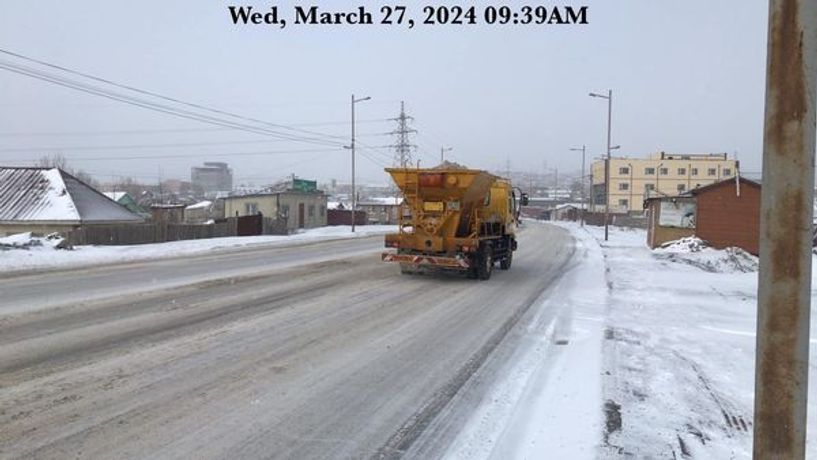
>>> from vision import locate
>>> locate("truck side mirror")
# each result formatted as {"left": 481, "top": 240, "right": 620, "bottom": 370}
{"left": 520, "top": 193, "right": 529, "bottom": 206}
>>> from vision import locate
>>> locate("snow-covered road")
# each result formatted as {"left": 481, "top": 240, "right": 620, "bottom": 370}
{"left": 0, "top": 223, "right": 576, "bottom": 459}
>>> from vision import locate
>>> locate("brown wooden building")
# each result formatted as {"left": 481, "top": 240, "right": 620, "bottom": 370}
{"left": 690, "top": 177, "right": 761, "bottom": 255}
{"left": 644, "top": 177, "right": 761, "bottom": 254}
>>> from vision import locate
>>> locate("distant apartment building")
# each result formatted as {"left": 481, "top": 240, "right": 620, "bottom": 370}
{"left": 590, "top": 152, "right": 739, "bottom": 213}
{"left": 191, "top": 162, "right": 233, "bottom": 195}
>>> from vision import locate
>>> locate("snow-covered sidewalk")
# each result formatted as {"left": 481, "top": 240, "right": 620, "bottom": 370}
{"left": 448, "top": 221, "right": 817, "bottom": 459}
{"left": 0, "top": 225, "right": 396, "bottom": 275}
{"left": 589, "top": 224, "right": 758, "bottom": 459}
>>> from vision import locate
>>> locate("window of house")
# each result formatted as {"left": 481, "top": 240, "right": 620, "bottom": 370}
{"left": 708, "top": 168, "right": 717, "bottom": 176}
{"left": 645, "top": 183, "right": 655, "bottom": 191}
{"left": 645, "top": 167, "right": 655, "bottom": 175}
{"left": 678, "top": 168, "right": 687, "bottom": 176}
{"left": 618, "top": 182, "right": 629, "bottom": 191}
{"left": 660, "top": 167, "right": 669, "bottom": 175}
{"left": 281, "top": 204, "right": 290, "bottom": 216}
{"left": 308, "top": 205, "right": 315, "bottom": 217}
{"left": 618, "top": 199, "right": 629, "bottom": 207}
{"left": 619, "top": 167, "right": 630, "bottom": 175}
{"left": 691, "top": 168, "right": 699, "bottom": 176}
{"left": 677, "top": 184, "right": 686, "bottom": 192}
{"left": 245, "top": 202, "right": 258, "bottom": 215}
{"left": 320, "top": 207, "right": 325, "bottom": 217}
{"left": 723, "top": 168, "right": 732, "bottom": 176}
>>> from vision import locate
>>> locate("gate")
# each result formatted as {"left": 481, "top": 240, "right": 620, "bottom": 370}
{"left": 237, "top": 214, "right": 263, "bottom": 236}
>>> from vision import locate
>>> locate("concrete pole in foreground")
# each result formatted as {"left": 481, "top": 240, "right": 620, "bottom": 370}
{"left": 754, "top": 0, "right": 817, "bottom": 457}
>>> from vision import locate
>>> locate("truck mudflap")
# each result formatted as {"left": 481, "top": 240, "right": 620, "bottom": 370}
{"left": 381, "top": 252, "right": 470, "bottom": 269}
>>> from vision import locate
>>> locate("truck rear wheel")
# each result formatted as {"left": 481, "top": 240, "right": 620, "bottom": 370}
{"left": 476, "top": 244, "right": 493, "bottom": 280}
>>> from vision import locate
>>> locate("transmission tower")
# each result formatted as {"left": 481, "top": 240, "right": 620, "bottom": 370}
{"left": 390, "top": 101, "right": 417, "bottom": 167}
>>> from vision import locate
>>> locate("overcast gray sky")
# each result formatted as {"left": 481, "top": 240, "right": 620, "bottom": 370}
{"left": 0, "top": 1, "right": 769, "bottom": 186}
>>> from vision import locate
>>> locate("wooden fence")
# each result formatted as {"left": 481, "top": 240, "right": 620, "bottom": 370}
{"left": 66, "top": 216, "right": 288, "bottom": 246}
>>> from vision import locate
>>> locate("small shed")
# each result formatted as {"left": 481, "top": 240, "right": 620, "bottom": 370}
{"left": 690, "top": 177, "right": 761, "bottom": 255}
{"left": 357, "top": 197, "right": 402, "bottom": 225}
{"left": 184, "top": 200, "right": 213, "bottom": 224}
{"left": 552, "top": 204, "right": 583, "bottom": 222}
{"left": 644, "top": 196, "right": 697, "bottom": 248}
{"left": 151, "top": 204, "right": 186, "bottom": 223}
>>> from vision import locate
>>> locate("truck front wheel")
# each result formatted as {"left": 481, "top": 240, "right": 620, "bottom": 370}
{"left": 499, "top": 249, "right": 512, "bottom": 270}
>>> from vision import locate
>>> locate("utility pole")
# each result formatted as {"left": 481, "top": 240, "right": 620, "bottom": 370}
{"left": 440, "top": 146, "right": 453, "bottom": 164}
{"left": 350, "top": 94, "right": 371, "bottom": 233}
{"left": 753, "top": 1, "right": 817, "bottom": 458}
{"left": 157, "top": 166, "right": 163, "bottom": 204}
{"left": 570, "top": 145, "right": 586, "bottom": 226}
{"left": 391, "top": 101, "right": 417, "bottom": 167}
{"left": 589, "top": 89, "right": 613, "bottom": 241}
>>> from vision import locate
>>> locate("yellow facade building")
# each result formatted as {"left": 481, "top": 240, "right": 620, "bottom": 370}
{"left": 590, "top": 152, "right": 739, "bottom": 213}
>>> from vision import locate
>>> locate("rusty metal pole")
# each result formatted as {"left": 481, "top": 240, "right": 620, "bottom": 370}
{"left": 754, "top": 0, "right": 817, "bottom": 458}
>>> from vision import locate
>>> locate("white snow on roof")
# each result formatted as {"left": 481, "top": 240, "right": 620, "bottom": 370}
{"left": 31, "top": 169, "right": 80, "bottom": 221}
{"left": 185, "top": 200, "right": 212, "bottom": 210}
{"left": 103, "top": 191, "right": 126, "bottom": 202}
{"left": 360, "top": 196, "right": 403, "bottom": 205}
{"left": 0, "top": 167, "right": 142, "bottom": 223}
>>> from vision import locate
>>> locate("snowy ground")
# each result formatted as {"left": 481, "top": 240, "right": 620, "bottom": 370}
{"left": 588, "top": 224, "right": 760, "bottom": 459}
{"left": 448, "top": 221, "right": 817, "bottom": 459}
{"left": 0, "top": 225, "right": 396, "bottom": 275}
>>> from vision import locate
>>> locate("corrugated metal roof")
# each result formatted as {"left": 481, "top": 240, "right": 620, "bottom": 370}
{"left": 0, "top": 167, "right": 143, "bottom": 223}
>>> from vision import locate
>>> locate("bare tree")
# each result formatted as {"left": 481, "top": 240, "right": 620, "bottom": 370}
{"left": 36, "top": 153, "right": 99, "bottom": 188}
{"left": 36, "top": 153, "right": 69, "bottom": 170}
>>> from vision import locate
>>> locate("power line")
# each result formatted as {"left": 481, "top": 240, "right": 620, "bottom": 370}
{"left": 0, "top": 119, "right": 392, "bottom": 138}
{"left": 0, "top": 60, "right": 344, "bottom": 146}
{"left": 0, "top": 59, "right": 344, "bottom": 147}
{"left": 0, "top": 48, "right": 348, "bottom": 143}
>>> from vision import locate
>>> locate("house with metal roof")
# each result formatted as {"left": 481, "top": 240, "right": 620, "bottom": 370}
{"left": 103, "top": 191, "right": 149, "bottom": 218}
{"left": 0, "top": 167, "right": 144, "bottom": 236}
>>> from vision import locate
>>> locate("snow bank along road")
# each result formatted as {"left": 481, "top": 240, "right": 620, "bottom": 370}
{"left": 0, "top": 224, "right": 574, "bottom": 459}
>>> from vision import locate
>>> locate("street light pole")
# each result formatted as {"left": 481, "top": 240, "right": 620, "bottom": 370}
{"left": 441, "top": 146, "right": 453, "bottom": 163}
{"left": 627, "top": 162, "right": 634, "bottom": 214}
{"left": 570, "top": 145, "right": 586, "bottom": 226}
{"left": 350, "top": 94, "right": 371, "bottom": 233}
{"left": 590, "top": 89, "right": 613, "bottom": 241}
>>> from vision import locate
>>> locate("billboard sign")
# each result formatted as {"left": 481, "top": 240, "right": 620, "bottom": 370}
{"left": 659, "top": 199, "right": 696, "bottom": 228}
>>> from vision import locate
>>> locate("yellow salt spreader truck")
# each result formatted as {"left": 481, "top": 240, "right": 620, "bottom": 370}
{"left": 381, "top": 166, "right": 528, "bottom": 280}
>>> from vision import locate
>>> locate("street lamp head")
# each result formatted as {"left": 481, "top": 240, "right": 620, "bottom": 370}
{"left": 589, "top": 92, "right": 608, "bottom": 99}
{"left": 354, "top": 96, "right": 371, "bottom": 103}
{"left": 611, "top": 145, "right": 621, "bottom": 150}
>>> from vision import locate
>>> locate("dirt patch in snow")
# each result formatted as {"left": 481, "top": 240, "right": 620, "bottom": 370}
{"left": 0, "top": 232, "right": 70, "bottom": 251}
{"left": 600, "top": 326, "right": 752, "bottom": 459}
{"left": 653, "top": 237, "right": 758, "bottom": 273}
